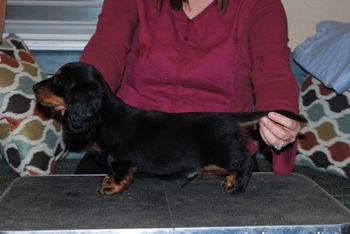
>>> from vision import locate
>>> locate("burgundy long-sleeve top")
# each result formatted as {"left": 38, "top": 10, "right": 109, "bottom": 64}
{"left": 80, "top": 0, "right": 299, "bottom": 175}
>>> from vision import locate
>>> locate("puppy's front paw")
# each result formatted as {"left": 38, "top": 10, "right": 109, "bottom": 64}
{"left": 97, "top": 175, "right": 125, "bottom": 195}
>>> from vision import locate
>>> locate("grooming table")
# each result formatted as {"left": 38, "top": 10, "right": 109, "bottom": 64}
{"left": 0, "top": 173, "right": 349, "bottom": 234}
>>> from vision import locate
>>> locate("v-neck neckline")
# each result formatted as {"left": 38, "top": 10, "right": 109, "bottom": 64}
{"left": 181, "top": 1, "right": 216, "bottom": 22}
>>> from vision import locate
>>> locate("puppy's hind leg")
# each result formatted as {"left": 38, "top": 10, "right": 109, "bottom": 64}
{"left": 221, "top": 150, "right": 254, "bottom": 194}
{"left": 97, "top": 156, "right": 137, "bottom": 195}
{"left": 233, "top": 155, "right": 254, "bottom": 193}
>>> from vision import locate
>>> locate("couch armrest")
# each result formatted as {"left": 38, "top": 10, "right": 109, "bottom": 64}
{"left": 0, "top": 0, "right": 7, "bottom": 43}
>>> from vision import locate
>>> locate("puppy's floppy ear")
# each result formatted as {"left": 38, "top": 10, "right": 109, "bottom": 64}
{"left": 62, "top": 82, "right": 104, "bottom": 135}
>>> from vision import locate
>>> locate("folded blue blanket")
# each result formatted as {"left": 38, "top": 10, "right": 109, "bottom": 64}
{"left": 294, "top": 21, "right": 350, "bottom": 93}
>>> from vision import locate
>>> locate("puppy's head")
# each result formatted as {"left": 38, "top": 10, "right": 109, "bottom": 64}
{"left": 33, "top": 62, "right": 108, "bottom": 135}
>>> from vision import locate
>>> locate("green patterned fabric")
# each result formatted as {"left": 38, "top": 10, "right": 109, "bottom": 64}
{"left": 0, "top": 34, "right": 67, "bottom": 176}
{"left": 297, "top": 75, "right": 350, "bottom": 178}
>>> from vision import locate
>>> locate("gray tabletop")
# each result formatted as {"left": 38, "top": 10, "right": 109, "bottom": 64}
{"left": 0, "top": 173, "right": 349, "bottom": 234}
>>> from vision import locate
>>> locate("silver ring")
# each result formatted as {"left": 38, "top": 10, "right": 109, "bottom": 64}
{"left": 274, "top": 141, "right": 285, "bottom": 151}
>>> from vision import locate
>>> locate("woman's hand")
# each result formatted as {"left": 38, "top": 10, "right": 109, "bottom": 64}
{"left": 259, "top": 112, "right": 301, "bottom": 151}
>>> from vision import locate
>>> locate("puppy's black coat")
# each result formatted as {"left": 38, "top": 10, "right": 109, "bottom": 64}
{"left": 33, "top": 62, "right": 306, "bottom": 195}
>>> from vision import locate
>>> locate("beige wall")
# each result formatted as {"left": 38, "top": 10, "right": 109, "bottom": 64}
{"left": 282, "top": 0, "right": 350, "bottom": 50}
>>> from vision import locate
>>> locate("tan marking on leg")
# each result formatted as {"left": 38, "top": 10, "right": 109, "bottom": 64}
{"left": 98, "top": 167, "right": 137, "bottom": 195}
{"left": 203, "top": 164, "right": 228, "bottom": 174}
{"left": 221, "top": 171, "right": 238, "bottom": 192}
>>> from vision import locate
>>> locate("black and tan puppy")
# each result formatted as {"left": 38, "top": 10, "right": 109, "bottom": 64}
{"left": 33, "top": 62, "right": 305, "bottom": 195}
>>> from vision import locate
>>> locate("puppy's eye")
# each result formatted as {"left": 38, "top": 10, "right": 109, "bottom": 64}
{"left": 52, "top": 74, "right": 75, "bottom": 90}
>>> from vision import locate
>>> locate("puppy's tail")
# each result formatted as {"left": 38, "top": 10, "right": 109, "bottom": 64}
{"left": 234, "top": 110, "right": 307, "bottom": 127}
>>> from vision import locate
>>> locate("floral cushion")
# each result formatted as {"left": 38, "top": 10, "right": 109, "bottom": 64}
{"left": 0, "top": 33, "right": 67, "bottom": 176}
{"left": 297, "top": 75, "right": 350, "bottom": 178}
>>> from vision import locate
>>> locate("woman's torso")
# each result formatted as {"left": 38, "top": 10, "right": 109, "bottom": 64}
{"left": 117, "top": 0, "right": 256, "bottom": 113}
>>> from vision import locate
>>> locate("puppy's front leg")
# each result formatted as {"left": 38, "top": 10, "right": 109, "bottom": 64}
{"left": 97, "top": 167, "right": 136, "bottom": 195}
{"left": 97, "top": 156, "right": 137, "bottom": 195}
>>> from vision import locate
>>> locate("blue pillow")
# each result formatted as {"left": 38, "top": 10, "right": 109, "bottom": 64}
{"left": 294, "top": 21, "right": 350, "bottom": 94}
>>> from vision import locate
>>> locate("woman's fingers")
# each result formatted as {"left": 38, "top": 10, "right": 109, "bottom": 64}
{"left": 267, "top": 112, "right": 301, "bottom": 134}
{"left": 259, "top": 112, "right": 301, "bottom": 150}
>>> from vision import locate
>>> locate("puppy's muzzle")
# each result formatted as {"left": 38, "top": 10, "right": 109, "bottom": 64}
{"left": 33, "top": 81, "right": 65, "bottom": 108}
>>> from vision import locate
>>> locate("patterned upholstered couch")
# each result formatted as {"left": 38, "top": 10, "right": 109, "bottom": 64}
{"left": 297, "top": 75, "right": 350, "bottom": 179}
